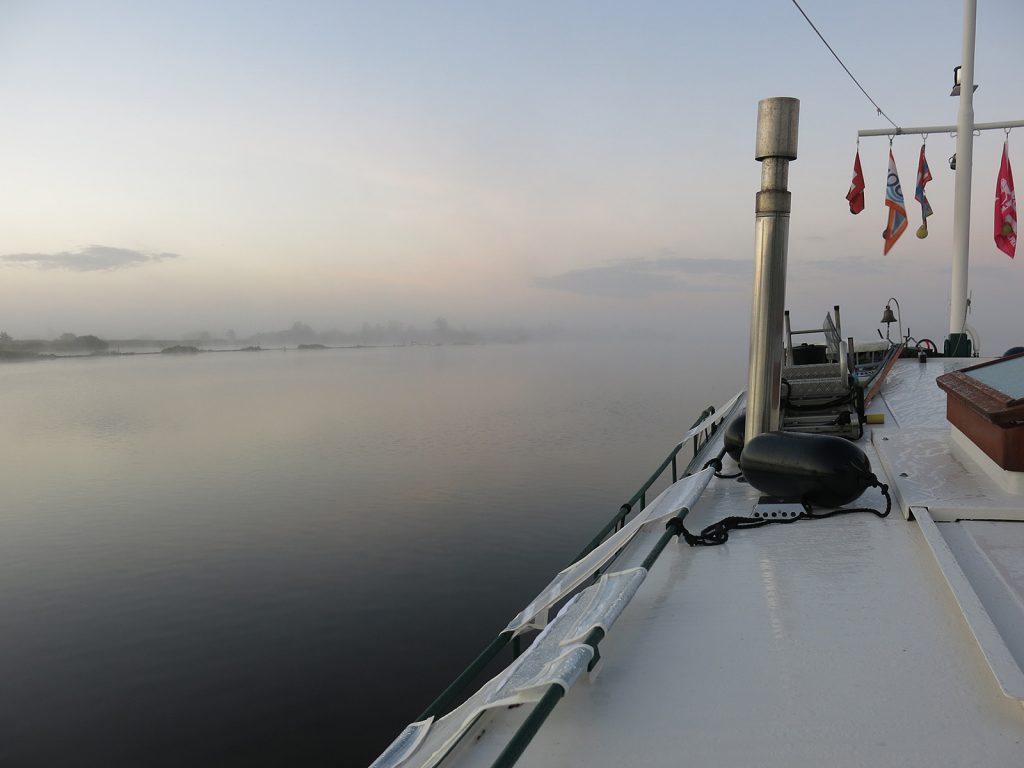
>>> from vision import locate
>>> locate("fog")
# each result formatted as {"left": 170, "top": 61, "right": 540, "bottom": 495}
{"left": 1, "top": 1, "right": 1022, "bottom": 354}
{"left": 3, "top": 240, "right": 1020, "bottom": 358}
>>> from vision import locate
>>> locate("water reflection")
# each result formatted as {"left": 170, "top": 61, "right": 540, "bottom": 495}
{"left": 0, "top": 341, "right": 740, "bottom": 766}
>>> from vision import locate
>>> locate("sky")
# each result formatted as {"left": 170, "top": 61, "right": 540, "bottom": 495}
{"left": 1, "top": 0, "right": 1023, "bottom": 351}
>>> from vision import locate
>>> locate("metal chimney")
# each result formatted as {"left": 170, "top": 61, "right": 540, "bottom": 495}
{"left": 746, "top": 97, "right": 799, "bottom": 443}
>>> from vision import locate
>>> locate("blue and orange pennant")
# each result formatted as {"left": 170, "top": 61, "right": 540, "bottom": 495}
{"left": 914, "top": 144, "right": 933, "bottom": 238}
{"left": 883, "top": 149, "right": 908, "bottom": 254}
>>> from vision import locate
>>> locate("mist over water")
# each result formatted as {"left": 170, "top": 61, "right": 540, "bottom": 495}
{"left": 0, "top": 339, "right": 743, "bottom": 766}
{"left": 4, "top": 2, "right": 1023, "bottom": 762}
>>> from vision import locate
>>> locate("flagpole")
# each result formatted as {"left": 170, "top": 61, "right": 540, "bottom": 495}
{"left": 857, "top": 1, "right": 1020, "bottom": 355}
{"left": 948, "top": 0, "right": 977, "bottom": 356}
{"left": 858, "top": 119, "right": 1024, "bottom": 138}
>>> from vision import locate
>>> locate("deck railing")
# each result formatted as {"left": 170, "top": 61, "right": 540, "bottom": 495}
{"left": 416, "top": 403, "right": 725, "bottom": 722}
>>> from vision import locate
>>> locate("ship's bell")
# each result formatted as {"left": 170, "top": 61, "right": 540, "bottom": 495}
{"left": 880, "top": 305, "right": 897, "bottom": 324}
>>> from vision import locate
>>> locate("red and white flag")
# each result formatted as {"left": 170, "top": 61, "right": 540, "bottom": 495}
{"left": 995, "top": 140, "right": 1017, "bottom": 258}
{"left": 847, "top": 150, "right": 865, "bottom": 214}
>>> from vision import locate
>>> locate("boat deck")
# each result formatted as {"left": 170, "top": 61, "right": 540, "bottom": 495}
{"left": 516, "top": 477, "right": 1023, "bottom": 766}
{"left": 376, "top": 359, "right": 1024, "bottom": 768}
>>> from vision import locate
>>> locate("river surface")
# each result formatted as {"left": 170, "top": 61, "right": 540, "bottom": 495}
{"left": 0, "top": 341, "right": 743, "bottom": 766}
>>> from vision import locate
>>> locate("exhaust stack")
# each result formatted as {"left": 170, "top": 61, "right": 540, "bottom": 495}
{"left": 746, "top": 97, "right": 799, "bottom": 443}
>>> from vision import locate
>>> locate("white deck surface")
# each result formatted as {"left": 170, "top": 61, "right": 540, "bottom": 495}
{"left": 948, "top": 521, "right": 1024, "bottom": 669}
{"left": 877, "top": 358, "right": 966, "bottom": 429}
{"left": 378, "top": 359, "right": 1024, "bottom": 768}
{"left": 876, "top": 429, "right": 1024, "bottom": 521}
{"left": 511, "top": 359, "right": 1024, "bottom": 767}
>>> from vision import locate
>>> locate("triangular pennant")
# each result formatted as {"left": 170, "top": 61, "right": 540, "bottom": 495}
{"left": 847, "top": 150, "right": 865, "bottom": 214}
{"left": 995, "top": 140, "right": 1017, "bottom": 259}
{"left": 915, "top": 144, "right": 933, "bottom": 238}
{"left": 883, "top": 149, "right": 908, "bottom": 254}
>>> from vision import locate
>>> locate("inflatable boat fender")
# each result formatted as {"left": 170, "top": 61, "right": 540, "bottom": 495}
{"left": 723, "top": 411, "right": 746, "bottom": 463}
{"left": 739, "top": 431, "right": 874, "bottom": 508}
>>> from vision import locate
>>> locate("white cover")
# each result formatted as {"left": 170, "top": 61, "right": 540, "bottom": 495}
{"left": 504, "top": 468, "right": 713, "bottom": 634}
{"left": 371, "top": 569, "right": 645, "bottom": 768}
{"left": 679, "top": 391, "right": 742, "bottom": 445}
{"left": 559, "top": 567, "right": 646, "bottom": 645}
{"left": 852, "top": 339, "right": 892, "bottom": 354}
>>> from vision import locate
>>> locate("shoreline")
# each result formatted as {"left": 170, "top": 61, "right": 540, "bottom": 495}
{"left": 0, "top": 341, "right": 497, "bottom": 363}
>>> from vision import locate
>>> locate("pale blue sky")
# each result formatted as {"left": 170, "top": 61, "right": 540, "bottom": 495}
{"left": 1, "top": 1, "right": 1022, "bottom": 350}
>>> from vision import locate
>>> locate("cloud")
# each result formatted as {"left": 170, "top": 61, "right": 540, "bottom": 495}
{"left": 799, "top": 252, "right": 947, "bottom": 277}
{"left": 1, "top": 245, "right": 180, "bottom": 272}
{"left": 535, "top": 256, "right": 750, "bottom": 298}
{"left": 799, "top": 255, "right": 886, "bottom": 276}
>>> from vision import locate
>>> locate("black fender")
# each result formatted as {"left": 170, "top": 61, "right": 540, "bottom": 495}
{"left": 740, "top": 431, "right": 873, "bottom": 508}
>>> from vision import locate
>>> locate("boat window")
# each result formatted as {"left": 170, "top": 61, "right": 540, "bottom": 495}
{"left": 969, "top": 356, "right": 1024, "bottom": 399}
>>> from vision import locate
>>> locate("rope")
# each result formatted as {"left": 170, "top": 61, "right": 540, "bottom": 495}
{"left": 789, "top": 0, "right": 899, "bottom": 130}
{"left": 679, "top": 477, "right": 892, "bottom": 547}
{"left": 703, "top": 453, "right": 743, "bottom": 480}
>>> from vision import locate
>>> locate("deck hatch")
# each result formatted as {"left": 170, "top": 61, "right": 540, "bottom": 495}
{"left": 937, "top": 354, "right": 1024, "bottom": 472}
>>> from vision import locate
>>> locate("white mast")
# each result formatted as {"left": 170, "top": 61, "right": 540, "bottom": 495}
{"left": 949, "top": 0, "right": 977, "bottom": 354}
{"left": 857, "top": 0, "right": 1024, "bottom": 357}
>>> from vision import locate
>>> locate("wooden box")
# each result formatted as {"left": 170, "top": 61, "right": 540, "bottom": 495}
{"left": 936, "top": 354, "right": 1024, "bottom": 472}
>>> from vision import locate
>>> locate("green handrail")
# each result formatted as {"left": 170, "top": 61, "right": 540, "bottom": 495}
{"left": 490, "top": 509, "right": 691, "bottom": 768}
{"left": 416, "top": 403, "right": 725, "bottom": 722}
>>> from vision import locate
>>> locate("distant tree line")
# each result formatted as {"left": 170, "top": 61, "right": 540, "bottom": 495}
{"left": 0, "top": 331, "right": 108, "bottom": 354}
{"left": 0, "top": 318, "right": 548, "bottom": 358}
{"left": 250, "top": 317, "right": 534, "bottom": 347}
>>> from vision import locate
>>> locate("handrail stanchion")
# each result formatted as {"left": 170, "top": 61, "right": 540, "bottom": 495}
{"left": 784, "top": 310, "right": 793, "bottom": 366}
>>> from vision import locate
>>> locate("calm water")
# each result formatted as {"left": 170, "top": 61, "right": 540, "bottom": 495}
{"left": 0, "top": 341, "right": 743, "bottom": 766}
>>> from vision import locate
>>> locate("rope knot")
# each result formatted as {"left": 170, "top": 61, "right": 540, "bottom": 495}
{"left": 703, "top": 457, "right": 724, "bottom": 473}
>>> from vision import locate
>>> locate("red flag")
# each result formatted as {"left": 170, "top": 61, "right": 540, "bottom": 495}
{"left": 846, "top": 150, "right": 865, "bottom": 214}
{"left": 995, "top": 140, "right": 1017, "bottom": 258}
{"left": 914, "top": 144, "right": 933, "bottom": 238}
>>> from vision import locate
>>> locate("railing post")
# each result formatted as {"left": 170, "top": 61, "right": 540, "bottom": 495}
{"left": 746, "top": 97, "right": 799, "bottom": 444}
{"left": 784, "top": 310, "right": 793, "bottom": 366}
